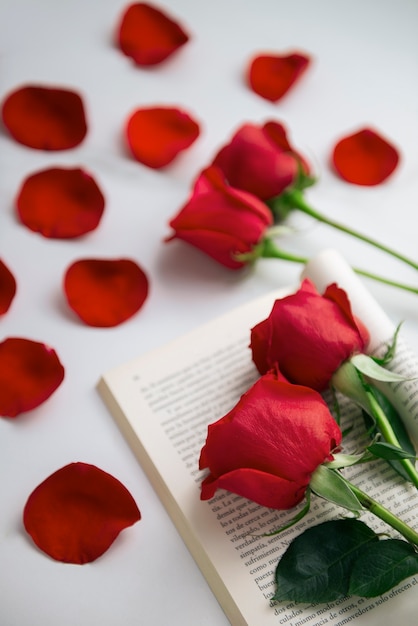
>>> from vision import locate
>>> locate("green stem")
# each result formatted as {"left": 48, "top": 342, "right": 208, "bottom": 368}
{"left": 332, "top": 361, "right": 418, "bottom": 489}
{"left": 348, "top": 482, "right": 418, "bottom": 546}
{"left": 365, "top": 387, "right": 418, "bottom": 489}
{"left": 259, "top": 238, "right": 418, "bottom": 295}
{"left": 275, "top": 189, "right": 418, "bottom": 271}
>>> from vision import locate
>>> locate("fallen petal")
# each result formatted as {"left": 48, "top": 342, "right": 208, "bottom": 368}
{"left": 247, "top": 52, "right": 311, "bottom": 102}
{"left": 0, "top": 337, "right": 65, "bottom": 418}
{"left": 23, "top": 462, "right": 141, "bottom": 564}
{"left": 16, "top": 167, "right": 105, "bottom": 238}
{"left": 125, "top": 106, "right": 200, "bottom": 168}
{"left": 63, "top": 258, "right": 149, "bottom": 327}
{"left": 331, "top": 127, "right": 400, "bottom": 185}
{"left": 1, "top": 84, "right": 87, "bottom": 150}
{"left": 116, "top": 2, "right": 189, "bottom": 66}
{"left": 0, "top": 260, "right": 17, "bottom": 315}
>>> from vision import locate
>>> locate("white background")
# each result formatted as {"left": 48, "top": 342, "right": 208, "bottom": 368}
{"left": 0, "top": 1, "right": 417, "bottom": 624}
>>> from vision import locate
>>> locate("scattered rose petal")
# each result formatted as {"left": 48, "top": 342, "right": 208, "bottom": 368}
{"left": 1, "top": 85, "right": 87, "bottom": 150}
{"left": 125, "top": 106, "right": 200, "bottom": 168}
{"left": 23, "top": 462, "right": 141, "bottom": 564}
{"left": 16, "top": 167, "right": 105, "bottom": 239}
{"left": 63, "top": 258, "right": 149, "bottom": 327}
{"left": 0, "top": 260, "right": 17, "bottom": 315}
{"left": 247, "top": 52, "right": 311, "bottom": 102}
{"left": 0, "top": 337, "right": 65, "bottom": 418}
{"left": 116, "top": 2, "right": 189, "bottom": 66}
{"left": 331, "top": 127, "right": 400, "bottom": 185}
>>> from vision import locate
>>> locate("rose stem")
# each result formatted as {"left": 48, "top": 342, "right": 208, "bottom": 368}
{"left": 348, "top": 481, "right": 418, "bottom": 546}
{"left": 258, "top": 238, "right": 418, "bottom": 295}
{"left": 273, "top": 189, "right": 418, "bottom": 272}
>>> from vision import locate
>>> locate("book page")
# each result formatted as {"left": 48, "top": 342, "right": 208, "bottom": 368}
{"left": 99, "top": 252, "right": 418, "bottom": 626}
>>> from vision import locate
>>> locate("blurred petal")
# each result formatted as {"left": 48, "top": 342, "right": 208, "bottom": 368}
{"left": 0, "top": 260, "right": 17, "bottom": 315}
{"left": 0, "top": 338, "right": 65, "bottom": 418}
{"left": 16, "top": 167, "right": 105, "bottom": 239}
{"left": 63, "top": 258, "right": 149, "bottom": 327}
{"left": 247, "top": 52, "right": 311, "bottom": 102}
{"left": 331, "top": 127, "right": 400, "bottom": 185}
{"left": 116, "top": 2, "right": 189, "bottom": 66}
{"left": 1, "top": 85, "right": 87, "bottom": 150}
{"left": 23, "top": 462, "right": 141, "bottom": 564}
{"left": 125, "top": 106, "right": 200, "bottom": 168}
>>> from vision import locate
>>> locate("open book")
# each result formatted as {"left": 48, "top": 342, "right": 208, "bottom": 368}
{"left": 98, "top": 249, "right": 418, "bottom": 626}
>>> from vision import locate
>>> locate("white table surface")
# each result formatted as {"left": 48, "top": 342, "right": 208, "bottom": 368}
{"left": 1, "top": 1, "right": 417, "bottom": 624}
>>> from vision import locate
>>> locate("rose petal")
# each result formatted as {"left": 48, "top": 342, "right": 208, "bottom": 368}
{"left": 1, "top": 85, "right": 87, "bottom": 150}
{"left": 212, "top": 122, "right": 298, "bottom": 200}
{"left": 331, "top": 127, "right": 400, "bottom": 185}
{"left": 0, "top": 260, "right": 17, "bottom": 315}
{"left": 247, "top": 52, "right": 311, "bottom": 102}
{"left": 0, "top": 337, "right": 65, "bottom": 418}
{"left": 63, "top": 258, "right": 149, "bottom": 327}
{"left": 166, "top": 166, "right": 273, "bottom": 269}
{"left": 16, "top": 167, "right": 105, "bottom": 239}
{"left": 201, "top": 467, "right": 306, "bottom": 510}
{"left": 125, "top": 106, "right": 200, "bottom": 168}
{"left": 262, "top": 120, "right": 311, "bottom": 175}
{"left": 116, "top": 2, "right": 189, "bottom": 66}
{"left": 23, "top": 462, "right": 141, "bottom": 564}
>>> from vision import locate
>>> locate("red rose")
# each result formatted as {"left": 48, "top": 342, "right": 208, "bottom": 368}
{"left": 250, "top": 279, "right": 370, "bottom": 391}
{"left": 199, "top": 373, "right": 341, "bottom": 509}
{"left": 165, "top": 166, "right": 273, "bottom": 269}
{"left": 212, "top": 121, "right": 308, "bottom": 200}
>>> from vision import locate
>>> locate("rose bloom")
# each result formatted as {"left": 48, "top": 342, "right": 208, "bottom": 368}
{"left": 166, "top": 166, "right": 273, "bottom": 269}
{"left": 250, "top": 279, "right": 369, "bottom": 391}
{"left": 212, "top": 121, "right": 309, "bottom": 200}
{"left": 199, "top": 373, "right": 341, "bottom": 509}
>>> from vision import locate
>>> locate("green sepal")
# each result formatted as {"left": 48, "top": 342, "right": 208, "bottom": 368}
{"left": 310, "top": 465, "right": 362, "bottom": 513}
{"left": 325, "top": 450, "right": 374, "bottom": 469}
{"left": 273, "top": 519, "right": 378, "bottom": 602}
{"left": 349, "top": 539, "right": 418, "bottom": 597}
{"left": 351, "top": 353, "right": 407, "bottom": 383}
{"left": 373, "top": 323, "right": 403, "bottom": 366}
{"left": 267, "top": 171, "right": 317, "bottom": 223}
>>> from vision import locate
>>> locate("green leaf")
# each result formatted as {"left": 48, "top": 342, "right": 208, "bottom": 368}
{"left": 368, "top": 441, "right": 417, "bottom": 461}
{"left": 310, "top": 465, "right": 362, "bottom": 513}
{"left": 363, "top": 386, "right": 416, "bottom": 482}
{"left": 351, "top": 353, "right": 407, "bottom": 383}
{"left": 349, "top": 539, "right": 418, "bottom": 597}
{"left": 325, "top": 451, "right": 373, "bottom": 469}
{"left": 274, "top": 519, "right": 378, "bottom": 603}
